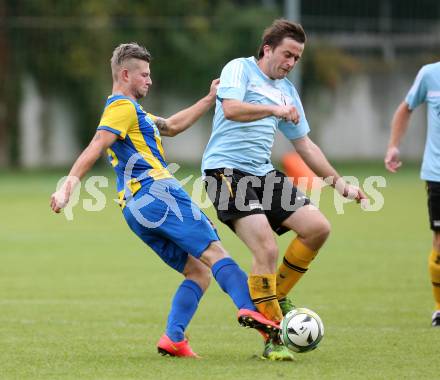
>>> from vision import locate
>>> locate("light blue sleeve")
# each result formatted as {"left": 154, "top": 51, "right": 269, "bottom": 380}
{"left": 405, "top": 66, "right": 428, "bottom": 110}
{"left": 278, "top": 88, "right": 310, "bottom": 140}
{"left": 216, "top": 59, "right": 248, "bottom": 101}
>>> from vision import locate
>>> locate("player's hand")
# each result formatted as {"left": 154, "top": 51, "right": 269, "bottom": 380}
{"left": 207, "top": 78, "right": 220, "bottom": 104}
{"left": 50, "top": 187, "right": 70, "bottom": 213}
{"left": 272, "top": 105, "right": 300, "bottom": 124}
{"left": 335, "top": 180, "right": 368, "bottom": 204}
{"left": 343, "top": 184, "right": 368, "bottom": 204}
{"left": 50, "top": 177, "right": 79, "bottom": 213}
{"left": 384, "top": 146, "right": 402, "bottom": 173}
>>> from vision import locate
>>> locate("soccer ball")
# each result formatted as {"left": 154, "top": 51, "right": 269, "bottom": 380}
{"left": 280, "top": 307, "right": 324, "bottom": 353}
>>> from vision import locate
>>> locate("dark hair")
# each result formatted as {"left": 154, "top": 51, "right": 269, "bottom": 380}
{"left": 257, "top": 19, "right": 306, "bottom": 58}
{"left": 110, "top": 42, "right": 151, "bottom": 79}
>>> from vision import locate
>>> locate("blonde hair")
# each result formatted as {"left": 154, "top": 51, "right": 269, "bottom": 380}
{"left": 110, "top": 42, "right": 151, "bottom": 80}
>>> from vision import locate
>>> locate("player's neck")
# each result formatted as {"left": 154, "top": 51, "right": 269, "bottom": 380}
{"left": 111, "top": 84, "right": 136, "bottom": 101}
{"left": 257, "top": 58, "right": 275, "bottom": 80}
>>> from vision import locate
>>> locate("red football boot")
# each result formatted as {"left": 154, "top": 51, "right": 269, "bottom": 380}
{"left": 157, "top": 334, "right": 200, "bottom": 358}
{"left": 237, "top": 309, "right": 280, "bottom": 339}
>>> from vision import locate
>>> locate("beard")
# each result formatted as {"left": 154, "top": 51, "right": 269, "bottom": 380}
{"left": 277, "top": 68, "right": 290, "bottom": 79}
{"left": 132, "top": 86, "right": 149, "bottom": 100}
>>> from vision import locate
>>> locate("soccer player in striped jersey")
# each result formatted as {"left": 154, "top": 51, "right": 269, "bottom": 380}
{"left": 202, "top": 20, "right": 367, "bottom": 360}
{"left": 50, "top": 42, "right": 279, "bottom": 358}
{"left": 385, "top": 62, "right": 440, "bottom": 327}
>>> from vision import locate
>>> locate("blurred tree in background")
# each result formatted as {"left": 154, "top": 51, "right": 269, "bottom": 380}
{"left": 1, "top": 0, "right": 439, "bottom": 167}
{"left": 1, "top": 0, "right": 278, "bottom": 166}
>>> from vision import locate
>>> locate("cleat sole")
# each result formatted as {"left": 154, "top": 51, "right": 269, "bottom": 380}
{"left": 238, "top": 315, "right": 280, "bottom": 339}
{"left": 158, "top": 347, "right": 174, "bottom": 356}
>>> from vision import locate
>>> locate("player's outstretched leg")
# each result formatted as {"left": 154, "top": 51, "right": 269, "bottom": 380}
{"left": 203, "top": 243, "right": 293, "bottom": 360}
{"left": 206, "top": 243, "right": 281, "bottom": 338}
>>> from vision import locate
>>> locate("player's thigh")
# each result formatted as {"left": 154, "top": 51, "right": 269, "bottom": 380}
{"left": 158, "top": 186, "right": 220, "bottom": 259}
{"left": 262, "top": 170, "right": 311, "bottom": 235}
{"left": 204, "top": 168, "right": 266, "bottom": 230}
{"left": 123, "top": 210, "right": 190, "bottom": 273}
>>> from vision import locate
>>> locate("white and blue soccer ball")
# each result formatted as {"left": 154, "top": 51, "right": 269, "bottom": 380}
{"left": 280, "top": 307, "right": 324, "bottom": 353}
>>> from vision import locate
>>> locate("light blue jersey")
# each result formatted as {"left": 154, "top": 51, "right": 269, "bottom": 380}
{"left": 405, "top": 62, "right": 440, "bottom": 181}
{"left": 202, "top": 57, "right": 310, "bottom": 176}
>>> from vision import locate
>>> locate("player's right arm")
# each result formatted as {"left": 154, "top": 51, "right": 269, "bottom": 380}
{"left": 385, "top": 65, "right": 427, "bottom": 173}
{"left": 384, "top": 102, "right": 412, "bottom": 173}
{"left": 51, "top": 99, "right": 135, "bottom": 213}
{"left": 50, "top": 130, "right": 117, "bottom": 213}
{"left": 222, "top": 99, "right": 300, "bottom": 123}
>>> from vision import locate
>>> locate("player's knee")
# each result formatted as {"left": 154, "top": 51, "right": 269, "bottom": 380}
{"left": 304, "top": 218, "right": 331, "bottom": 249}
{"left": 200, "top": 241, "right": 229, "bottom": 268}
{"left": 184, "top": 262, "right": 212, "bottom": 291}
{"left": 195, "top": 268, "right": 212, "bottom": 291}
{"left": 315, "top": 218, "right": 331, "bottom": 242}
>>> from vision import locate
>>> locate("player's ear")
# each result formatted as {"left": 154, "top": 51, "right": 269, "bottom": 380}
{"left": 120, "top": 68, "right": 130, "bottom": 82}
{"left": 263, "top": 44, "right": 272, "bottom": 57}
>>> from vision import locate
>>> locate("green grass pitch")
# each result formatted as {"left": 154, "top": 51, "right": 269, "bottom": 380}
{"left": 0, "top": 163, "right": 438, "bottom": 379}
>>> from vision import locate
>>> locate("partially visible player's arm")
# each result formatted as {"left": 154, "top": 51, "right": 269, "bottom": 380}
{"left": 155, "top": 79, "right": 219, "bottom": 137}
{"left": 293, "top": 136, "right": 341, "bottom": 183}
{"left": 292, "top": 136, "right": 367, "bottom": 203}
{"left": 222, "top": 99, "right": 300, "bottom": 124}
{"left": 384, "top": 101, "right": 412, "bottom": 173}
{"left": 50, "top": 130, "right": 117, "bottom": 213}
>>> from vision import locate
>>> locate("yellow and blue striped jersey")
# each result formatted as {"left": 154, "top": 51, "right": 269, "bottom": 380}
{"left": 97, "top": 95, "right": 172, "bottom": 205}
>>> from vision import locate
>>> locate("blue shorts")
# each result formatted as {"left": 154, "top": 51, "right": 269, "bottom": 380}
{"left": 122, "top": 179, "right": 220, "bottom": 273}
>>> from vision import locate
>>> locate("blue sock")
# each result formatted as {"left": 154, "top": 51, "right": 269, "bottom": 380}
{"left": 212, "top": 257, "right": 256, "bottom": 311}
{"left": 166, "top": 279, "right": 203, "bottom": 342}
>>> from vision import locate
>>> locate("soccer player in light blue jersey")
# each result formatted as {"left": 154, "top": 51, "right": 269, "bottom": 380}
{"left": 50, "top": 42, "right": 279, "bottom": 358}
{"left": 202, "top": 20, "right": 367, "bottom": 360}
{"left": 385, "top": 62, "right": 440, "bottom": 327}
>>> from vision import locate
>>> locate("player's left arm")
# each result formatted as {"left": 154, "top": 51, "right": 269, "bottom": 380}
{"left": 50, "top": 130, "right": 117, "bottom": 213}
{"left": 292, "top": 135, "right": 367, "bottom": 203}
{"left": 154, "top": 79, "right": 219, "bottom": 137}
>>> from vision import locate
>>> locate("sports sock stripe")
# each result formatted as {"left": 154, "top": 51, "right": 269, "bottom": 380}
{"left": 251, "top": 295, "right": 278, "bottom": 304}
{"left": 283, "top": 257, "right": 308, "bottom": 273}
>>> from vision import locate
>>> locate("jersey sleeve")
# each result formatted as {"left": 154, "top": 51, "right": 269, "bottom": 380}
{"left": 405, "top": 66, "right": 428, "bottom": 110}
{"left": 278, "top": 88, "right": 310, "bottom": 140}
{"left": 97, "top": 99, "right": 138, "bottom": 139}
{"left": 146, "top": 112, "right": 158, "bottom": 123}
{"left": 216, "top": 59, "right": 248, "bottom": 101}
